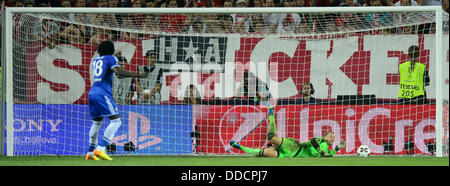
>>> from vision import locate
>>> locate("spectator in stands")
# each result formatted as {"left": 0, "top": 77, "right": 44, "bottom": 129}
{"left": 60, "top": 22, "right": 88, "bottom": 44}
{"left": 342, "top": 0, "right": 361, "bottom": 6}
{"left": 415, "top": 0, "right": 424, "bottom": 5}
{"left": 132, "top": 0, "right": 144, "bottom": 7}
{"left": 32, "top": 18, "right": 61, "bottom": 49}
{"left": 250, "top": 13, "right": 268, "bottom": 34}
{"left": 13, "top": 0, "right": 24, "bottom": 7}
{"left": 96, "top": 0, "right": 108, "bottom": 7}
{"left": 108, "top": 0, "right": 119, "bottom": 7}
{"left": 144, "top": 0, "right": 154, "bottom": 7}
{"left": 296, "top": 82, "right": 316, "bottom": 104}
{"left": 401, "top": 25, "right": 417, "bottom": 34}
{"left": 141, "top": 14, "right": 161, "bottom": 34}
{"left": 88, "top": 26, "right": 115, "bottom": 45}
{"left": 185, "top": 15, "right": 206, "bottom": 33}
{"left": 269, "top": 0, "right": 301, "bottom": 34}
{"left": 74, "top": 0, "right": 87, "bottom": 7}
{"left": 60, "top": 0, "right": 93, "bottom": 44}
{"left": 216, "top": 14, "right": 235, "bottom": 33}
{"left": 295, "top": 0, "right": 306, "bottom": 6}
{"left": 296, "top": 22, "right": 310, "bottom": 33}
{"left": 36, "top": 0, "right": 49, "bottom": 7}
{"left": 262, "top": 0, "right": 278, "bottom": 33}
{"left": 59, "top": 0, "right": 71, "bottom": 7}
{"left": 183, "top": 84, "right": 202, "bottom": 105}
{"left": 251, "top": 0, "right": 263, "bottom": 6}
{"left": 223, "top": 0, "right": 233, "bottom": 6}
{"left": 121, "top": 15, "right": 139, "bottom": 39}
{"left": 265, "top": 0, "right": 278, "bottom": 7}
{"left": 159, "top": 0, "right": 187, "bottom": 33}
{"left": 232, "top": 0, "right": 252, "bottom": 33}
{"left": 305, "top": 0, "right": 330, "bottom": 6}
{"left": 329, "top": 0, "right": 341, "bottom": 6}
{"left": 184, "top": 0, "right": 214, "bottom": 33}
{"left": 325, "top": 19, "right": 339, "bottom": 32}
{"left": 379, "top": 0, "right": 395, "bottom": 6}
{"left": 24, "top": 1, "right": 35, "bottom": 7}
{"left": 395, "top": 0, "right": 418, "bottom": 6}
{"left": 151, "top": 0, "right": 167, "bottom": 7}
{"left": 202, "top": 0, "right": 215, "bottom": 7}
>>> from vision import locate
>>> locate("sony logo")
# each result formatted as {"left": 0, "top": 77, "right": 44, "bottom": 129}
{"left": 13, "top": 119, "right": 62, "bottom": 132}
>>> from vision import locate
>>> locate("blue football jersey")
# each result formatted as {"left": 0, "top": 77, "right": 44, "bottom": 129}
{"left": 89, "top": 55, "right": 120, "bottom": 96}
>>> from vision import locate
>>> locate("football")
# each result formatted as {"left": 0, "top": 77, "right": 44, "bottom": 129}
{"left": 357, "top": 145, "right": 371, "bottom": 157}
{"left": 142, "top": 89, "right": 151, "bottom": 94}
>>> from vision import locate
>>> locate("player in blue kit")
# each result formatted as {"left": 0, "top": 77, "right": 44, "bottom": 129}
{"left": 86, "top": 40, "right": 147, "bottom": 160}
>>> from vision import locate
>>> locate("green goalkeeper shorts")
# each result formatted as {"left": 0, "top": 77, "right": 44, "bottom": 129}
{"left": 277, "top": 137, "right": 301, "bottom": 158}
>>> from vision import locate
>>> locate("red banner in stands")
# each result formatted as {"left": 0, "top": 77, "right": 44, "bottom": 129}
{"left": 22, "top": 34, "right": 448, "bottom": 104}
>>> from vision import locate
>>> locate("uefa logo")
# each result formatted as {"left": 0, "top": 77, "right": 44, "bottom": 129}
{"left": 218, "top": 105, "right": 270, "bottom": 154}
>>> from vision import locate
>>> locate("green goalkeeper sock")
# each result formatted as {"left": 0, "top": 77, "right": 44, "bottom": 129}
{"left": 267, "top": 115, "right": 277, "bottom": 140}
{"left": 240, "top": 146, "right": 264, "bottom": 157}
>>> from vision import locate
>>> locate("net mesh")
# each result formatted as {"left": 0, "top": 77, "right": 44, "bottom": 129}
{"left": 6, "top": 9, "right": 449, "bottom": 156}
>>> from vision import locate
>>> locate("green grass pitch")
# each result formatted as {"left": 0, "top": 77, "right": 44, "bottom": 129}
{"left": 0, "top": 155, "right": 448, "bottom": 166}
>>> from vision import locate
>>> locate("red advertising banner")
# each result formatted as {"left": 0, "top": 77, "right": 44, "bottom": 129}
{"left": 193, "top": 105, "right": 447, "bottom": 155}
{"left": 21, "top": 34, "right": 449, "bottom": 104}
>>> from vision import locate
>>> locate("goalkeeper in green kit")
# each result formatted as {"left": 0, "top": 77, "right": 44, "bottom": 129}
{"left": 230, "top": 103, "right": 345, "bottom": 158}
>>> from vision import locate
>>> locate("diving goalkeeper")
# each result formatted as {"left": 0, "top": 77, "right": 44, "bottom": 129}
{"left": 230, "top": 103, "right": 345, "bottom": 158}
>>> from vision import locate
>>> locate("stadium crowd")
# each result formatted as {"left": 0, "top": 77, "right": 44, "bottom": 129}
{"left": 1, "top": 0, "right": 448, "bottom": 9}
{"left": 0, "top": 0, "right": 448, "bottom": 40}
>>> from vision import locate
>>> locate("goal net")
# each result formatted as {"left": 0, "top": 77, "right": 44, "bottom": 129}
{"left": 1, "top": 7, "right": 448, "bottom": 157}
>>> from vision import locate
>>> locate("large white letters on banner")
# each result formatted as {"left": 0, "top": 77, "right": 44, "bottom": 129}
{"left": 307, "top": 37, "right": 358, "bottom": 99}
{"left": 36, "top": 45, "right": 84, "bottom": 104}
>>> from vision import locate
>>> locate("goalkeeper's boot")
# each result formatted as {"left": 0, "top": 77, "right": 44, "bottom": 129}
{"left": 267, "top": 102, "right": 274, "bottom": 117}
{"left": 229, "top": 140, "right": 241, "bottom": 150}
{"left": 93, "top": 149, "right": 113, "bottom": 160}
{"left": 85, "top": 153, "right": 100, "bottom": 161}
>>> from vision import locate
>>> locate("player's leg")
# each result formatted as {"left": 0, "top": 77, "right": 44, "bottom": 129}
{"left": 267, "top": 103, "right": 282, "bottom": 147}
{"left": 86, "top": 117, "right": 102, "bottom": 160}
{"left": 89, "top": 94, "right": 119, "bottom": 160}
{"left": 92, "top": 114, "right": 121, "bottom": 161}
{"left": 262, "top": 147, "right": 278, "bottom": 157}
{"left": 86, "top": 95, "right": 103, "bottom": 160}
{"left": 230, "top": 140, "right": 277, "bottom": 157}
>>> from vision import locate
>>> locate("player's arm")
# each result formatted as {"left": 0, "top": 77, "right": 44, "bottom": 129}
{"left": 301, "top": 137, "right": 322, "bottom": 157}
{"left": 112, "top": 66, "right": 147, "bottom": 78}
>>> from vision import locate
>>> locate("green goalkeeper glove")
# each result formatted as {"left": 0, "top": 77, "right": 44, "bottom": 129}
{"left": 334, "top": 140, "right": 346, "bottom": 151}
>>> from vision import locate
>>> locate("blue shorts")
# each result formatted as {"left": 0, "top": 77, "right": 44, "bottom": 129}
{"left": 88, "top": 93, "right": 119, "bottom": 119}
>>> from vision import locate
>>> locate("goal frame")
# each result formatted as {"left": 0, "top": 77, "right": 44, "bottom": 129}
{"left": 1, "top": 6, "right": 446, "bottom": 157}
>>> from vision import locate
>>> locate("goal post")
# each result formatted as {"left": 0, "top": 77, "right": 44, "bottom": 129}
{"left": 1, "top": 6, "right": 448, "bottom": 157}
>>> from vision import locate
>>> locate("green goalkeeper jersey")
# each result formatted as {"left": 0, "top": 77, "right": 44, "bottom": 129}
{"left": 296, "top": 137, "right": 336, "bottom": 158}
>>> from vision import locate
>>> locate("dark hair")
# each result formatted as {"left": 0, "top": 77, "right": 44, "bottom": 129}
{"left": 145, "top": 50, "right": 156, "bottom": 57}
{"left": 408, "top": 45, "right": 420, "bottom": 60}
{"left": 97, "top": 40, "right": 115, "bottom": 56}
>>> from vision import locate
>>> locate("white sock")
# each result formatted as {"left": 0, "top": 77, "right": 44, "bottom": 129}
{"left": 98, "top": 118, "right": 122, "bottom": 151}
{"left": 88, "top": 121, "right": 102, "bottom": 148}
